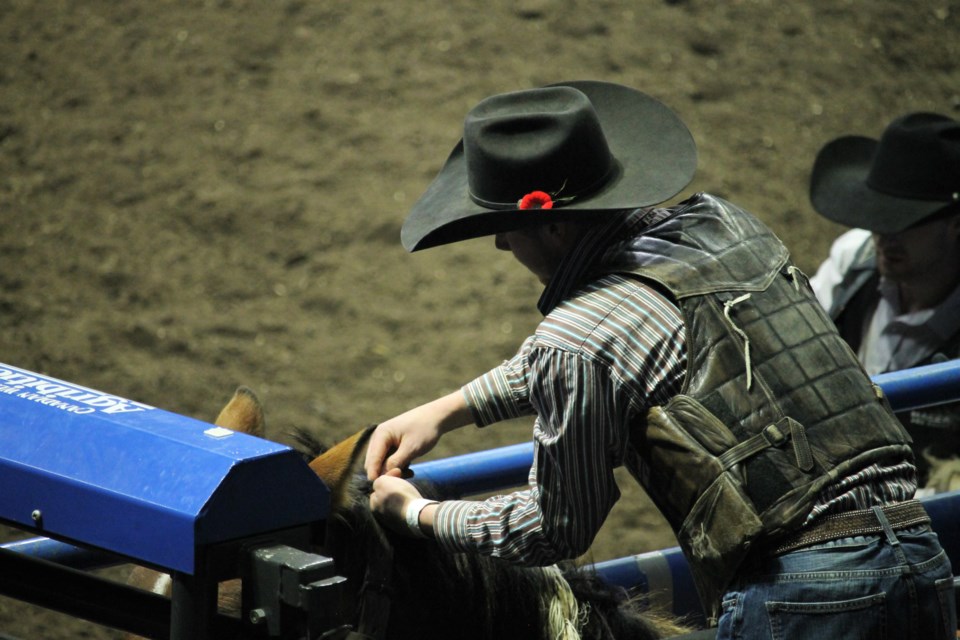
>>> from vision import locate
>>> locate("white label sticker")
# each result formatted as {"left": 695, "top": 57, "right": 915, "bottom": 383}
{"left": 204, "top": 426, "right": 234, "bottom": 439}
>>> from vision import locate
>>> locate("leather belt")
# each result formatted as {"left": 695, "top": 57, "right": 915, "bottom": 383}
{"left": 767, "top": 500, "right": 931, "bottom": 556}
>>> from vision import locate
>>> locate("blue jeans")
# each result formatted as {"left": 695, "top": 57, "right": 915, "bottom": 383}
{"left": 716, "top": 517, "right": 956, "bottom": 639}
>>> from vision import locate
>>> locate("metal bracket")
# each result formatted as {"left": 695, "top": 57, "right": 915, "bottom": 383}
{"left": 246, "top": 544, "right": 350, "bottom": 638}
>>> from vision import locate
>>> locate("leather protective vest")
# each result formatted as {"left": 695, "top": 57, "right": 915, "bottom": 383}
{"left": 613, "top": 194, "right": 913, "bottom": 622}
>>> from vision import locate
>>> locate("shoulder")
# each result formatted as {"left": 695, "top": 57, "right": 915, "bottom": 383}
{"left": 823, "top": 228, "right": 874, "bottom": 273}
{"left": 810, "top": 228, "right": 874, "bottom": 308}
{"left": 534, "top": 274, "right": 683, "bottom": 357}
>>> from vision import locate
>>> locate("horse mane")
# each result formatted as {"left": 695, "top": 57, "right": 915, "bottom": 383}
{"left": 288, "top": 428, "right": 689, "bottom": 640}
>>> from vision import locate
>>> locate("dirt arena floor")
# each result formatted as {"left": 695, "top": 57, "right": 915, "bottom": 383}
{"left": 1, "top": 0, "right": 958, "bottom": 636}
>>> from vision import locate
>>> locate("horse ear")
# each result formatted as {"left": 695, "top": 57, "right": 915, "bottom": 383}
{"left": 213, "top": 386, "right": 266, "bottom": 438}
{"left": 308, "top": 425, "right": 376, "bottom": 511}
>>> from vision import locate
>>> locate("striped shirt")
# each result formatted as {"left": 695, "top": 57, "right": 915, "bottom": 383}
{"left": 433, "top": 207, "right": 916, "bottom": 565}
{"left": 433, "top": 209, "right": 687, "bottom": 565}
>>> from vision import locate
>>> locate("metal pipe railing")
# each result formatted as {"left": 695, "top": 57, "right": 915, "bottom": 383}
{"left": 5, "top": 359, "right": 960, "bottom": 569}
{"left": 872, "top": 358, "right": 960, "bottom": 412}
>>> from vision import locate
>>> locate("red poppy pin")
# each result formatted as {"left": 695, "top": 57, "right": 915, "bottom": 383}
{"left": 518, "top": 191, "right": 554, "bottom": 210}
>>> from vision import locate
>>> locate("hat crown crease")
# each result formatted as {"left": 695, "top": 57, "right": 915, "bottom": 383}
{"left": 866, "top": 114, "right": 960, "bottom": 200}
{"left": 464, "top": 88, "right": 614, "bottom": 209}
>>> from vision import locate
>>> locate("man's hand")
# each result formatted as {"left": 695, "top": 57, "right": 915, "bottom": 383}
{"left": 369, "top": 469, "right": 428, "bottom": 536}
{"left": 364, "top": 415, "right": 441, "bottom": 480}
{"left": 364, "top": 390, "right": 474, "bottom": 480}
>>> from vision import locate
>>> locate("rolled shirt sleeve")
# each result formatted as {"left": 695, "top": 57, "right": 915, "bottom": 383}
{"left": 434, "top": 350, "right": 626, "bottom": 565}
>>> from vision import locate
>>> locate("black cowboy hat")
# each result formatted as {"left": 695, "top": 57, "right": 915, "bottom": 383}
{"left": 810, "top": 112, "right": 960, "bottom": 234}
{"left": 400, "top": 80, "right": 697, "bottom": 252}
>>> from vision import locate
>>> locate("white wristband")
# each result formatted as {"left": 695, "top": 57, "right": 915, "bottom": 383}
{"left": 404, "top": 498, "right": 438, "bottom": 538}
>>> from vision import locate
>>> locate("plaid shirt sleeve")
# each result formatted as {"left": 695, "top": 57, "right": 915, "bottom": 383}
{"left": 432, "top": 275, "right": 687, "bottom": 565}
{"left": 459, "top": 335, "right": 537, "bottom": 427}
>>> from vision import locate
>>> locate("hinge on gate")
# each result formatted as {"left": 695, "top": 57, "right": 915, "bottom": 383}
{"left": 245, "top": 544, "right": 350, "bottom": 638}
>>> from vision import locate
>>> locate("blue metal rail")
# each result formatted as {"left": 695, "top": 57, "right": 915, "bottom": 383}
{"left": 412, "top": 359, "right": 960, "bottom": 497}
{"left": 872, "top": 358, "right": 960, "bottom": 412}
{"left": 5, "top": 359, "right": 960, "bottom": 566}
{"left": 3, "top": 359, "right": 959, "bottom": 624}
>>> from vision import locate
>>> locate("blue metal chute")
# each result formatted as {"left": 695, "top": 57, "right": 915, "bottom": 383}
{"left": 0, "top": 363, "right": 330, "bottom": 574}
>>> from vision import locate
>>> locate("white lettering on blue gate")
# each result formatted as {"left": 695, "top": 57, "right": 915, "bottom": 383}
{"left": 0, "top": 365, "right": 153, "bottom": 415}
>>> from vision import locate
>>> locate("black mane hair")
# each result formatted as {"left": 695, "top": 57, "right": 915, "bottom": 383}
{"left": 289, "top": 428, "right": 688, "bottom": 640}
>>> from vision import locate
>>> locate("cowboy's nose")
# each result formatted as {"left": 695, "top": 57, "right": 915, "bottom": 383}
{"left": 494, "top": 233, "right": 510, "bottom": 251}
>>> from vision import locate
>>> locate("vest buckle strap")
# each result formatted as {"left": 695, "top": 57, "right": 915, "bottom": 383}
{"left": 762, "top": 423, "right": 787, "bottom": 446}
{"left": 717, "top": 422, "right": 788, "bottom": 471}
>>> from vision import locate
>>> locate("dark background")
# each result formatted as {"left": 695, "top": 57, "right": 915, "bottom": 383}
{"left": 1, "top": 1, "right": 958, "bottom": 636}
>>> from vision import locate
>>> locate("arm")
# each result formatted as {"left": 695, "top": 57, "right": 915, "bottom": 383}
{"left": 431, "top": 352, "right": 627, "bottom": 565}
{"left": 368, "top": 342, "right": 537, "bottom": 538}
{"left": 369, "top": 279, "right": 686, "bottom": 553}
{"left": 368, "top": 470, "right": 441, "bottom": 537}
{"left": 365, "top": 335, "right": 542, "bottom": 481}
{"left": 431, "top": 277, "right": 686, "bottom": 565}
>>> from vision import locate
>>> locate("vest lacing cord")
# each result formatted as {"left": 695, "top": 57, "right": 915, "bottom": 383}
{"left": 723, "top": 293, "right": 753, "bottom": 390}
{"left": 785, "top": 265, "right": 804, "bottom": 292}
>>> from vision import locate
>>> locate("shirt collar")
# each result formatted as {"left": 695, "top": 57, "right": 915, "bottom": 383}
{"left": 877, "top": 277, "right": 960, "bottom": 340}
{"left": 537, "top": 207, "right": 664, "bottom": 315}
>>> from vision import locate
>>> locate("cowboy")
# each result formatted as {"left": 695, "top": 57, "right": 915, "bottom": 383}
{"left": 809, "top": 113, "right": 960, "bottom": 490}
{"left": 364, "top": 81, "right": 956, "bottom": 638}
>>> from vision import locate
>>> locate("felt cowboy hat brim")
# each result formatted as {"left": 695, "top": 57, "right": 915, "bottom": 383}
{"left": 401, "top": 81, "right": 697, "bottom": 252}
{"left": 810, "top": 112, "right": 960, "bottom": 235}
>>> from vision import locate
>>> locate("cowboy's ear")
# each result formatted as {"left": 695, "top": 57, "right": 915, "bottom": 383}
{"left": 213, "top": 386, "right": 266, "bottom": 438}
{"left": 544, "top": 219, "right": 590, "bottom": 252}
{"left": 308, "top": 425, "right": 377, "bottom": 512}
